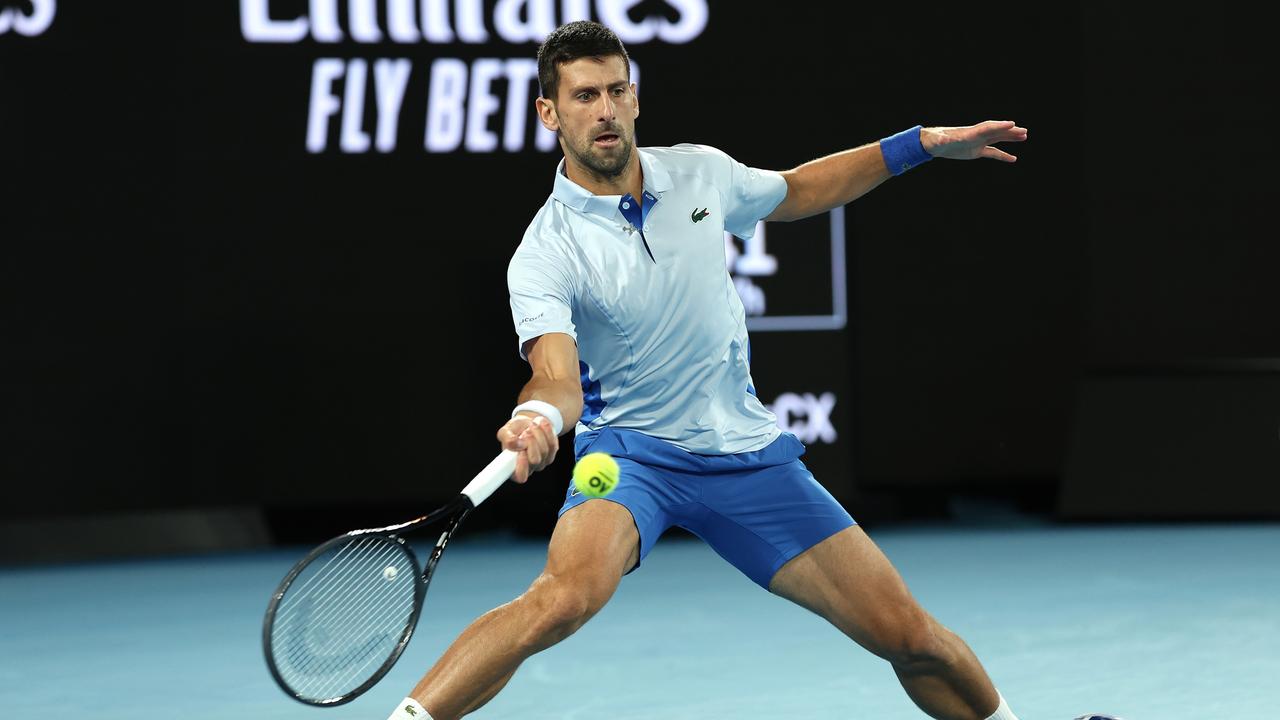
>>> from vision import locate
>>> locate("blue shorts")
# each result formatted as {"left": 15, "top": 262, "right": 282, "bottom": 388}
{"left": 558, "top": 428, "right": 856, "bottom": 589}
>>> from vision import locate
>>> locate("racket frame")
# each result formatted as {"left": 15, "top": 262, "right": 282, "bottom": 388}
{"left": 261, "top": 449, "right": 519, "bottom": 705}
{"left": 262, "top": 496, "right": 472, "bottom": 706}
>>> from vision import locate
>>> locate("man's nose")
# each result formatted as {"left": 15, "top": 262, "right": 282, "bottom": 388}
{"left": 596, "top": 93, "right": 616, "bottom": 122}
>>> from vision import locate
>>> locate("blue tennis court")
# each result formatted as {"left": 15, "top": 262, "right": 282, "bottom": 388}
{"left": 3, "top": 522, "right": 1276, "bottom": 719}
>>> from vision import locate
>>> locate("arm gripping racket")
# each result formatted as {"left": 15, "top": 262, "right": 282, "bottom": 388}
{"left": 261, "top": 449, "right": 519, "bottom": 706}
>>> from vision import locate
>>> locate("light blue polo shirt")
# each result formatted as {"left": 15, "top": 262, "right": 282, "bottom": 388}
{"left": 508, "top": 144, "right": 789, "bottom": 454}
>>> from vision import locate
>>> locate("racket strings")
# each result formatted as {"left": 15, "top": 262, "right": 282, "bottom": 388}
{"left": 279, "top": 539, "right": 399, "bottom": 640}
{"left": 275, "top": 536, "right": 381, "bottom": 613}
{"left": 276, "top": 539, "right": 407, "bottom": 665}
{"left": 270, "top": 536, "right": 419, "bottom": 701}
{"left": 274, "top": 536, "right": 382, "bottom": 629}
{"left": 278, "top": 548, "right": 405, "bottom": 676}
{"left": 285, "top": 564, "right": 411, "bottom": 688}
{"left": 277, "top": 541, "right": 414, "bottom": 696}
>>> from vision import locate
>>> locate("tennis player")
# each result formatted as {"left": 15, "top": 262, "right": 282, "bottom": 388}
{"left": 390, "top": 20, "right": 1028, "bottom": 720}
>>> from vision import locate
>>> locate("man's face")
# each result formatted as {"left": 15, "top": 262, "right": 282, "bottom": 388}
{"left": 537, "top": 55, "right": 638, "bottom": 179}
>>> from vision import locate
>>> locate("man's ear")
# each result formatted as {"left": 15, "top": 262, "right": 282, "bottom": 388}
{"left": 631, "top": 83, "right": 639, "bottom": 120}
{"left": 535, "top": 97, "right": 559, "bottom": 132}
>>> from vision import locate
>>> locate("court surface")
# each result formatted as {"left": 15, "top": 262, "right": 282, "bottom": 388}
{"left": 2, "top": 522, "right": 1277, "bottom": 719}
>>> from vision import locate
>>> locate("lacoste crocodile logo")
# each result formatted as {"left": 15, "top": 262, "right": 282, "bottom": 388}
{"left": 691, "top": 208, "right": 710, "bottom": 223}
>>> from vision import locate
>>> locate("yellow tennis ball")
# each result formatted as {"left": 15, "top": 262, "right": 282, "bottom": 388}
{"left": 573, "top": 452, "right": 619, "bottom": 498}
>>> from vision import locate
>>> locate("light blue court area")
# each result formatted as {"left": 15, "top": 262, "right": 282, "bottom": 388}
{"left": 2, "top": 523, "right": 1278, "bottom": 720}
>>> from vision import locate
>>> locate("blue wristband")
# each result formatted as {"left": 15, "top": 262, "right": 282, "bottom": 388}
{"left": 879, "top": 125, "right": 932, "bottom": 175}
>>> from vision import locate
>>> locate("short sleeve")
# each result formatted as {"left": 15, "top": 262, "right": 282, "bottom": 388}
{"left": 698, "top": 145, "right": 788, "bottom": 239}
{"left": 508, "top": 243, "right": 578, "bottom": 360}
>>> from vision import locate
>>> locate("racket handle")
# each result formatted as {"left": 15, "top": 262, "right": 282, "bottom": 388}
{"left": 460, "top": 450, "right": 518, "bottom": 507}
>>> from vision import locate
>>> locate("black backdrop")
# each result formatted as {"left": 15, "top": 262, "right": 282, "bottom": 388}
{"left": 4, "top": 2, "right": 1277, "bottom": 540}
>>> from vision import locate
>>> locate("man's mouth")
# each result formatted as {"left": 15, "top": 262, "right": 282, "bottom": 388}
{"left": 593, "top": 132, "right": 620, "bottom": 148}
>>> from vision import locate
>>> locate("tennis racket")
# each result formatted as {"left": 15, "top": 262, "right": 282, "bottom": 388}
{"left": 262, "top": 449, "right": 518, "bottom": 706}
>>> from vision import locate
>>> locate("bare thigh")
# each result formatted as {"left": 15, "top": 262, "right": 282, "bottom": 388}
{"left": 768, "top": 525, "right": 932, "bottom": 656}
{"left": 543, "top": 498, "right": 641, "bottom": 589}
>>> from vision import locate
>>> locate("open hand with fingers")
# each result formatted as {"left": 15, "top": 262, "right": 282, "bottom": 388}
{"left": 921, "top": 120, "right": 1028, "bottom": 162}
{"left": 498, "top": 414, "right": 560, "bottom": 483}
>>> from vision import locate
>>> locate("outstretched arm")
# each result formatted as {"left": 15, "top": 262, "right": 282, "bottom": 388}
{"left": 497, "top": 332, "right": 583, "bottom": 483}
{"left": 764, "top": 120, "right": 1028, "bottom": 222}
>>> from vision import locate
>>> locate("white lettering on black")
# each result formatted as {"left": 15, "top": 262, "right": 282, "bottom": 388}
{"left": 0, "top": 0, "right": 57, "bottom": 36}
{"left": 767, "top": 392, "right": 837, "bottom": 444}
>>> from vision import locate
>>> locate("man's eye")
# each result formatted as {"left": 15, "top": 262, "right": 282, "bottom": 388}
{"left": 578, "top": 93, "right": 592, "bottom": 101}
{"left": 612, "top": 87, "right": 625, "bottom": 96}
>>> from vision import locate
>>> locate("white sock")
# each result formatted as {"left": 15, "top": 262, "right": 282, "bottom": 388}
{"left": 984, "top": 691, "right": 1020, "bottom": 720}
{"left": 386, "top": 697, "right": 433, "bottom": 720}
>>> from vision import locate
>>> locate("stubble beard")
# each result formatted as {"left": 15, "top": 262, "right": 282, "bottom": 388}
{"left": 567, "top": 129, "right": 634, "bottom": 181}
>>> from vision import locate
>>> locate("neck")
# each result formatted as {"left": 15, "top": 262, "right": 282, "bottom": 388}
{"left": 564, "top": 149, "right": 643, "bottom": 200}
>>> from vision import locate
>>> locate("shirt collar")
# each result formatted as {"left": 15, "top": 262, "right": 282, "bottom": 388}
{"left": 551, "top": 148, "right": 674, "bottom": 220}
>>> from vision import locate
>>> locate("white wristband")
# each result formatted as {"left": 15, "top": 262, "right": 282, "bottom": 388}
{"left": 511, "top": 400, "right": 564, "bottom": 435}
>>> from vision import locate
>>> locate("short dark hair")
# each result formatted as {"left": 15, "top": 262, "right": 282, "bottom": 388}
{"left": 537, "top": 21, "right": 630, "bottom": 102}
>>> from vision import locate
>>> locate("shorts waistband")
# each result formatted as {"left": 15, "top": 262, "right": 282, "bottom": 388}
{"left": 574, "top": 427, "right": 805, "bottom": 474}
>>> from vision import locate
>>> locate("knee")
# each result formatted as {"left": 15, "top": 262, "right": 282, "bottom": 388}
{"left": 864, "top": 608, "right": 950, "bottom": 670}
{"left": 515, "top": 574, "right": 607, "bottom": 650}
